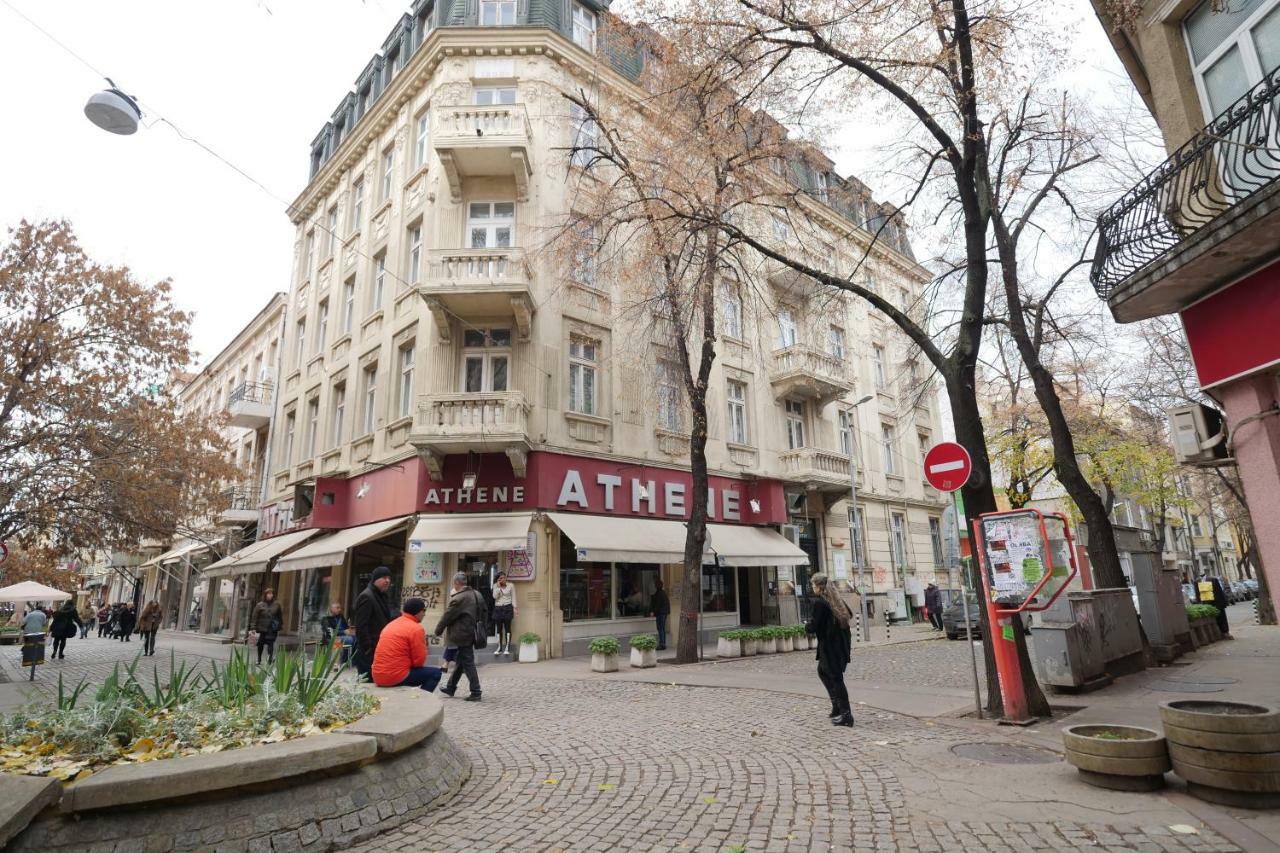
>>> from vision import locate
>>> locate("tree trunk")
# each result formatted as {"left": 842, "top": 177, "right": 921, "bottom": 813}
{"left": 678, "top": 393, "right": 712, "bottom": 664}
{"left": 1249, "top": 537, "right": 1276, "bottom": 626}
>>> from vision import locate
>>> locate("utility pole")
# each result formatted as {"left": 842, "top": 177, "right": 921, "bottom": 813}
{"left": 847, "top": 395, "right": 873, "bottom": 642}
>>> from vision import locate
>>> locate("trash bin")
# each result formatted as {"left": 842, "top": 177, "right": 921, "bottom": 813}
{"left": 21, "top": 632, "right": 45, "bottom": 679}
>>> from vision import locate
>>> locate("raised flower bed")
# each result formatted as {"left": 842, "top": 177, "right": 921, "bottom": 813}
{"left": 1062, "top": 724, "right": 1171, "bottom": 791}
{"left": 1185, "top": 604, "right": 1222, "bottom": 647}
{"left": 1161, "top": 699, "right": 1280, "bottom": 808}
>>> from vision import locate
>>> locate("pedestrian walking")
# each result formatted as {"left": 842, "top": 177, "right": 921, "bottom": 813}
{"left": 249, "top": 589, "right": 284, "bottom": 664}
{"left": 805, "top": 573, "right": 854, "bottom": 727}
{"left": 649, "top": 579, "right": 671, "bottom": 650}
{"left": 372, "top": 598, "right": 442, "bottom": 691}
{"left": 97, "top": 604, "right": 111, "bottom": 637}
{"left": 116, "top": 603, "right": 136, "bottom": 642}
{"left": 321, "top": 602, "right": 356, "bottom": 665}
{"left": 137, "top": 600, "right": 162, "bottom": 656}
{"left": 77, "top": 603, "right": 95, "bottom": 639}
{"left": 353, "top": 566, "right": 396, "bottom": 679}
{"left": 49, "top": 601, "right": 83, "bottom": 660}
{"left": 435, "top": 573, "right": 485, "bottom": 701}
{"left": 1201, "top": 575, "right": 1232, "bottom": 638}
{"left": 491, "top": 572, "right": 516, "bottom": 656}
{"left": 924, "top": 583, "right": 943, "bottom": 631}
{"left": 108, "top": 603, "right": 124, "bottom": 639}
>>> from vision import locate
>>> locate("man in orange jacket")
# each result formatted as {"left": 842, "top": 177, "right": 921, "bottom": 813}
{"left": 371, "top": 598, "right": 441, "bottom": 691}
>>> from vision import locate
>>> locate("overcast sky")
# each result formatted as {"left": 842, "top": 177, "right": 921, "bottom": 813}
{"left": 0, "top": 0, "right": 1128, "bottom": 369}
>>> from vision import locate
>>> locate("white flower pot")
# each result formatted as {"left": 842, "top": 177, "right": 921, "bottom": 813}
{"left": 717, "top": 637, "right": 741, "bottom": 658}
{"left": 630, "top": 647, "right": 657, "bottom": 668}
{"left": 807, "top": 635, "right": 817, "bottom": 650}
{"left": 591, "top": 652, "right": 619, "bottom": 673}
{"left": 780, "top": 635, "right": 795, "bottom": 653}
{"left": 518, "top": 642, "right": 539, "bottom": 663}
{"left": 759, "top": 637, "right": 777, "bottom": 654}
{"left": 742, "top": 638, "right": 758, "bottom": 656}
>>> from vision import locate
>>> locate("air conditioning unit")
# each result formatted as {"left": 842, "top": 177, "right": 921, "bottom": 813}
{"left": 781, "top": 524, "right": 801, "bottom": 546}
{"left": 1168, "top": 404, "right": 1230, "bottom": 466}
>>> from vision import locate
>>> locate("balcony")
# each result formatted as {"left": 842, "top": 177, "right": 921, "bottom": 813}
{"left": 217, "top": 478, "right": 261, "bottom": 527}
{"left": 434, "top": 104, "right": 533, "bottom": 203}
{"left": 1091, "top": 67, "right": 1280, "bottom": 322}
{"left": 763, "top": 244, "right": 829, "bottom": 299}
{"left": 769, "top": 345, "right": 854, "bottom": 407}
{"left": 226, "top": 381, "right": 273, "bottom": 429}
{"left": 418, "top": 248, "right": 534, "bottom": 342}
{"left": 778, "top": 447, "right": 852, "bottom": 496}
{"left": 409, "top": 391, "right": 532, "bottom": 480}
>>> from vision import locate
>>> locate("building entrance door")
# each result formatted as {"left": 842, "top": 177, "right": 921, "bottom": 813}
{"left": 458, "top": 552, "right": 498, "bottom": 637}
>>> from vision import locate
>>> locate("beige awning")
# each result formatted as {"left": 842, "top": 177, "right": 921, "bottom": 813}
{"left": 705, "top": 524, "right": 810, "bottom": 567}
{"left": 273, "top": 517, "right": 411, "bottom": 574}
{"left": 547, "top": 512, "right": 707, "bottom": 564}
{"left": 408, "top": 512, "right": 534, "bottom": 553}
{"left": 142, "top": 542, "right": 209, "bottom": 568}
{"left": 203, "top": 528, "right": 324, "bottom": 579}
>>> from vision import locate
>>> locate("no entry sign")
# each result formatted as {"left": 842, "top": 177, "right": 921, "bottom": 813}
{"left": 924, "top": 442, "right": 972, "bottom": 492}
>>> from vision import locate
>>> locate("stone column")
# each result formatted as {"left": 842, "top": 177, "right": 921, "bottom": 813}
{"left": 1220, "top": 373, "right": 1280, "bottom": 622}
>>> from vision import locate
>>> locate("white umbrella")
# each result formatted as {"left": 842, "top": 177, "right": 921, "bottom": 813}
{"left": 0, "top": 581, "right": 73, "bottom": 603}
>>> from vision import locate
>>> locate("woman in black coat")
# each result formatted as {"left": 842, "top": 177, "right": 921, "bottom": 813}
{"left": 49, "top": 601, "right": 83, "bottom": 660}
{"left": 805, "top": 573, "right": 854, "bottom": 727}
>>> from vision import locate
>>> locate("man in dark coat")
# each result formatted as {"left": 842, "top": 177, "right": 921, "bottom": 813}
{"left": 1201, "top": 575, "right": 1232, "bottom": 638}
{"left": 353, "top": 566, "right": 396, "bottom": 678}
{"left": 435, "top": 573, "right": 485, "bottom": 701}
{"left": 649, "top": 580, "right": 671, "bottom": 650}
{"left": 924, "top": 583, "right": 943, "bottom": 630}
{"left": 116, "top": 603, "right": 136, "bottom": 642}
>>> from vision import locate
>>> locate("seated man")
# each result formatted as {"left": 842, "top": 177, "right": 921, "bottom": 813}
{"left": 371, "top": 598, "right": 441, "bottom": 692}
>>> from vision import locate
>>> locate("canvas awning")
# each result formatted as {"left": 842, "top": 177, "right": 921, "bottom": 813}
{"left": 547, "top": 513, "right": 708, "bottom": 564}
{"left": 273, "top": 517, "right": 411, "bottom": 574}
{"left": 408, "top": 513, "right": 535, "bottom": 553}
{"left": 0, "top": 581, "right": 72, "bottom": 603}
{"left": 142, "top": 542, "right": 209, "bottom": 568}
{"left": 704, "top": 524, "right": 810, "bottom": 566}
{"left": 203, "top": 528, "right": 324, "bottom": 579}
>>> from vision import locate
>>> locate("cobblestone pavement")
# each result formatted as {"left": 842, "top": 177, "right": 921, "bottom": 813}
{"left": 353, "top": 670, "right": 1235, "bottom": 853}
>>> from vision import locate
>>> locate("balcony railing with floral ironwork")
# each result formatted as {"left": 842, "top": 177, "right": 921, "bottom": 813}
{"left": 228, "top": 380, "right": 273, "bottom": 406}
{"left": 1090, "top": 65, "right": 1280, "bottom": 299}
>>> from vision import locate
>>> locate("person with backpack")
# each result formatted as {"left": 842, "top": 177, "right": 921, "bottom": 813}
{"left": 434, "top": 573, "right": 485, "bottom": 701}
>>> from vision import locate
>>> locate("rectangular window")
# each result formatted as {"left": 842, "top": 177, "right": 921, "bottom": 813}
{"left": 918, "top": 432, "right": 931, "bottom": 468}
{"left": 777, "top": 308, "right": 798, "bottom": 348}
{"left": 727, "top": 380, "right": 748, "bottom": 445}
{"left": 872, "top": 345, "right": 887, "bottom": 388}
{"left": 283, "top": 412, "right": 296, "bottom": 464}
{"left": 330, "top": 383, "right": 346, "bottom": 448}
{"left": 304, "top": 230, "right": 316, "bottom": 281}
{"left": 771, "top": 213, "right": 791, "bottom": 242}
{"left": 467, "top": 201, "right": 514, "bottom": 248}
{"left": 342, "top": 278, "right": 355, "bottom": 334}
{"left": 350, "top": 178, "right": 364, "bottom": 232}
{"left": 571, "top": 217, "right": 598, "bottom": 286}
{"left": 657, "top": 360, "right": 683, "bottom": 431}
{"left": 929, "top": 517, "right": 944, "bottom": 567}
{"left": 881, "top": 422, "right": 898, "bottom": 475}
{"left": 473, "top": 86, "right": 517, "bottom": 105}
{"left": 838, "top": 410, "right": 853, "bottom": 456}
{"left": 381, "top": 149, "right": 395, "bottom": 203}
{"left": 1191, "top": 515, "right": 1203, "bottom": 537}
{"left": 720, "top": 283, "right": 742, "bottom": 338}
{"left": 295, "top": 319, "right": 306, "bottom": 367}
{"left": 480, "top": 0, "right": 516, "bottom": 25}
{"left": 326, "top": 206, "right": 338, "bottom": 255}
{"left": 306, "top": 397, "right": 320, "bottom": 458}
{"left": 315, "top": 300, "right": 328, "bottom": 355}
{"left": 785, "top": 399, "right": 805, "bottom": 450}
{"left": 815, "top": 171, "right": 830, "bottom": 202}
{"left": 570, "top": 103, "right": 598, "bottom": 168}
{"left": 414, "top": 111, "right": 430, "bottom": 169}
{"left": 702, "top": 563, "right": 735, "bottom": 612}
{"left": 891, "top": 512, "right": 908, "bottom": 568}
{"left": 572, "top": 3, "right": 598, "bottom": 51}
{"left": 398, "top": 344, "right": 415, "bottom": 419}
{"left": 361, "top": 364, "right": 378, "bottom": 435}
{"left": 849, "top": 506, "right": 867, "bottom": 567}
{"left": 828, "top": 326, "right": 846, "bottom": 360}
{"left": 371, "top": 254, "right": 386, "bottom": 312}
{"left": 461, "top": 328, "right": 511, "bottom": 393}
{"left": 568, "top": 336, "right": 598, "bottom": 415}
{"left": 407, "top": 226, "right": 423, "bottom": 284}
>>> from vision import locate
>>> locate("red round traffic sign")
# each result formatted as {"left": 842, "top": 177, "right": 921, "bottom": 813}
{"left": 923, "top": 442, "right": 972, "bottom": 492}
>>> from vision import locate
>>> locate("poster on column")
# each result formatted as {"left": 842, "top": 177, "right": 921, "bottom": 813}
{"left": 506, "top": 532, "right": 537, "bottom": 581}
{"left": 408, "top": 544, "right": 444, "bottom": 585}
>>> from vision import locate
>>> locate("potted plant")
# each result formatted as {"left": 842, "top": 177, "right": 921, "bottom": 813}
{"left": 1160, "top": 700, "right": 1280, "bottom": 808}
{"left": 517, "top": 632, "right": 541, "bottom": 664}
{"left": 741, "top": 628, "right": 759, "bottom": 656}
{"left": 717, "top": 630, "right": 742, "bottom": 659}
{"left": 793, "top": 625, "right": 811, "bottom": 651}
{"left": 629, "top": 634, "right": 658, "bottom": 668}
{"left": 589, "top": 636, "right": 621, "bottom": 673}
{"left": 778, "top": 625, "right": 795, "bottom": 653}
{"left": 756, "top": 627, "right": 777, "bottom": 654}
{"left": 1062, "top": 724, "right": 1171, "bottom": 791}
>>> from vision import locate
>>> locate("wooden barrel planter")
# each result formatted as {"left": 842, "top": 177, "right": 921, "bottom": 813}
{"left": 1062, "top": 725, "right": 1171, "bottom": 791}
{"left": 1160, "top": 700, "right": 1280, "bottom": 809}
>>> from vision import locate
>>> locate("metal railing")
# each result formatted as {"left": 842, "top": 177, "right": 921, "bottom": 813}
{"left": 220, "top": 478, "right": 262, "bottom": 512}
{"left": 1091, "top": 66, "right": 1280, "bottom": 299}
{"left": 227, "top": 380, "right": 273, "bottom": 406}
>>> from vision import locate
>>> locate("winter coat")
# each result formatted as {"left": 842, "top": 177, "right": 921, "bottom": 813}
{"left": 50, "top": 604, "right": 83, "bottom": 640}
{"left": 353, "top": 584, "right": 395, "bottom": 657}
{"left": 136, "top": 602, "right": 162, "bottom": 632}
{"left": 321, "top": 612, "right": 351, "bottom": 645}
{"left": 116, "top": 608, "right": 137, "bottom": 635}
{"left": 805, "top": 597, "right": 852, "bottom": 676}
{"left": 434, "top": 587, "right": 485, "bottom": 648}
{"left": 924, "top": 586, "right": 942, "bottom": 612}
{"left": 650, "top": 589, "right": 671, "bottom": 616}
{"left": 371, "top": 613, "right": 428, "bottom": 687}
{"left": 250, "top": 600, "right": 283, "bottom": 636}
{"left": 78, "top": 605, "right": 97, "bottom": 625}
{"left": 97, "top": 607, "right": 111, "bottom": 625}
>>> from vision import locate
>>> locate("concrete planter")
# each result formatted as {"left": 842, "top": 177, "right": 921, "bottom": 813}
{"left": 518, "top": 642, "right": 539, "bottom": 663}
{"left": 717, "top": 637, "right": 741, "bottom": 658}
{"left": 1187, "top": 617, "right": 1221, "bottom": 648}
{"left": 1062, "top": 724, "right": 1170, "bottom": 791}
{"left": 741, "top": 638, "right": 758, "bottom": 656}
{"left": 779, "top": 635, "right": 795, "bottom": 653}
{"left": 1161, "top": 700, "right": 1280, "bottom": 808}
{"left": 591, "top": 652, "right": 619, "bottom": 673}
{"left": 758, "top": 637, "right": 777, "bottom": 654}
{"left": 629, "top": 647, "right": 657, "bottom": 668}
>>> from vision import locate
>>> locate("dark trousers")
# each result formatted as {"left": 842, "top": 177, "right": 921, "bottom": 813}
{"left": 445, "top": 644, "right": 480, "bottom": 696}
{"left": 1217, "top": 606, "right": 1230, "bottom": 635}
{"left": 354, "top": 646, "right": 373, "bottom": 679}
{"left": 397, "top": 666, "right": 443, "bottom": 692}
{"left": 119, "top": 628, "right": 131, "bottom": 641}
{"left": 493, "top": 618, "right": 512, "bottom": 650}
{"left": 256, "top": 633, "right": 276, "bottom": 664}
{"left": 818, "top": 665, "right": 849, "bottom": 711}
{"left": 51, "top": 636, "right": 67, "bottom": 658}
{"left": 655, "top": 613, "right": 668, "bottom": 649}
{"left": 98, "top": 622, "right": 108, "bottom": 637}
{"left": 928, "top": 610, "right": 943, "bottom": 630}
{"left": 141, "top": 629, "right": 158, "bottom": 655}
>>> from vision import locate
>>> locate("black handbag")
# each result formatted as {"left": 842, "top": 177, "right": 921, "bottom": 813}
{"left": 471, "top": 592, "right": 488, "bottom": 650}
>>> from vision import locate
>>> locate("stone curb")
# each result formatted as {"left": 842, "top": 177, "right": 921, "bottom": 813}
{"left": 0, "top": 774, "right": 61, "bottom": 848}
{"left": 339, "top": 685, "right": 444, "bottom": 753}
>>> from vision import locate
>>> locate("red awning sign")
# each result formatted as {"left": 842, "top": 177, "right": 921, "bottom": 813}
{"left": 924, "top": 442, "right": 972, "bottom": 492}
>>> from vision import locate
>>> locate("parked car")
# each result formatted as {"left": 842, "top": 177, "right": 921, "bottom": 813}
{"left": 942, "top": 595, "right": 1030, "bottom": 640}
{"left": 1229, "top": 581, "right": 1249, "bottom": 603}
{"left": 1182, "top": 583, "right": 1197, "bottom": 604}
{"left": 1244, "top": 579, "right": 1260, "bottom": 597}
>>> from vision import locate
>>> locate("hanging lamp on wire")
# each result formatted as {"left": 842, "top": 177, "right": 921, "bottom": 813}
{"left": 84, "top": 78, "right": 142, "bottom": 135}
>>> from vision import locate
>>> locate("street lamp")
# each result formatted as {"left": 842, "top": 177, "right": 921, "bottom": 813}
{"left": 84, "top": 80, "right": 142, "bottom": 135}
{"left": 847, "top": 394, "right": 874, "bottom": 642}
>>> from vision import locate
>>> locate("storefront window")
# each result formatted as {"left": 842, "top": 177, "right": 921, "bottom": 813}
{"left": 186, "top": 578, "right": 206, "bottom": 631}
{"left": 616, "top": 564, "right": 660, "bottom": 617}
{"left": 235, "top": 574, "right": 263, "bottom": 639}
{"left": 702, "top": 564, "right": 736, "bottom": 612}
{"left": 163, "top": 569, "right": 184, "bottom": 630}
{"left": 207, "top": 579, "right": 235, "bottom": 635}
{"left": 560, "top": 535, "right": 612, "bottom": 621}
{"left": 299, "top": 567, "right": 333, "bottom": 643}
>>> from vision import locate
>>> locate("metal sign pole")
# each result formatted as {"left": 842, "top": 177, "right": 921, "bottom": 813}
{"left": 954, "top": 490, "right": 982, "bottom": 719}
{"left": 849, "top": 440, "right": 870, "bottom": 643}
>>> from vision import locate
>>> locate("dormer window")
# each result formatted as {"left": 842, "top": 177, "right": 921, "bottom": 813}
{"left": 572, "top": 3, "right": 598, "bottom": 52}
{"left": 480, "top": 0, "right": 516, "bottom": 25}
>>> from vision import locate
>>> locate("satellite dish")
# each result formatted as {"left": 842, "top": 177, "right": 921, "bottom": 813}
{"left": 84, "top": 80, "right": 142, "bottom": 135}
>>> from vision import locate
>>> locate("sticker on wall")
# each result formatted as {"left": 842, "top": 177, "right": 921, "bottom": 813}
{"left": 507, "top": 532, "right": 537, "bottom": 581}
{"left": 411, "top": 547, "right": 444, "bottom": 584}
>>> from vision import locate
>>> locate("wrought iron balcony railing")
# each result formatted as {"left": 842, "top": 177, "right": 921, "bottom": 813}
{"left": 1090, "top": 66, "right": 1280, "bottom": 299}
{"left": 228, "top": 380, "right": 273, "bottom": 406}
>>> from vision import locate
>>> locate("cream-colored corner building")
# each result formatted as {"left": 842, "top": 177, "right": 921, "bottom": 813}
{"left": 246, "top": 0, "right": 948, "bottom": 658}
